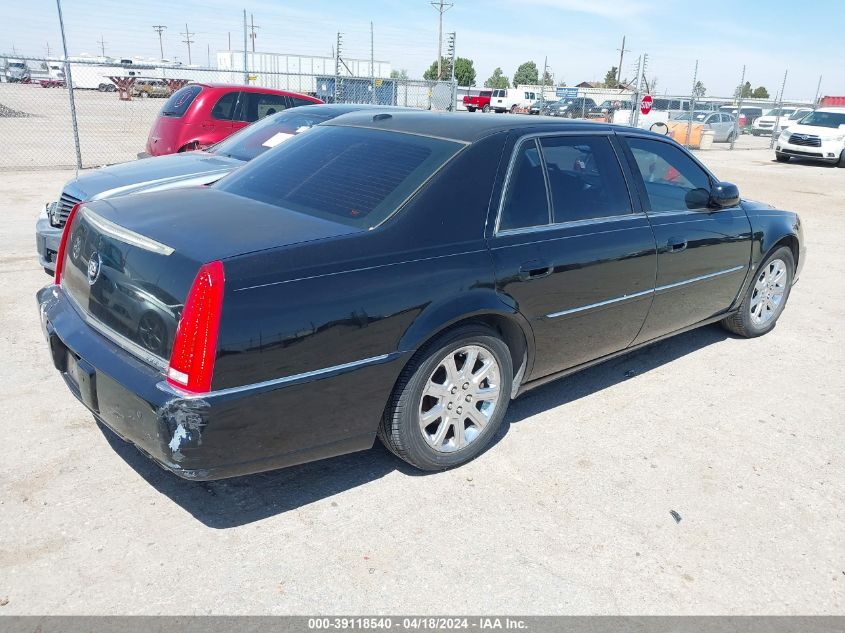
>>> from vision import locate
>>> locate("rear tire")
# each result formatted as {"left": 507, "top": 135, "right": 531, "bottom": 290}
{"left": 721, "top": 246, "right": 794, "bottom": 338}
{"left": 775, "top": 153, "right": 790, "bottom": 163}
{"left": 838, "top": 150, "right": 845, "bottom": 168}
{"left": 482, "top": 104, "right": 490, "bottom": 113}
{"left": 378, "top": 325, "right": 513, "bottom": 471}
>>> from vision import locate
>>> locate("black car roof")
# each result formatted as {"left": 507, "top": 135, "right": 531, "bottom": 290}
{"left": 325, "top": 109, "right": 661, "bottom": 143}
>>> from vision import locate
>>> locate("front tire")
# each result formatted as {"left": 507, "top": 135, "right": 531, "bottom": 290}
{"left": 838, "top": 149, "right": 845, "bottom": 168}
{"left": 482, "top": 104, "right": 490, "bottom": 113}
{"left": 721, "top": 246, "right": 794, "bottom": 338}
{"left": 775, "top": 153, "right": 790, "bottom": 163}
{"left": 466, "top": 106, "right": 476, "bottom": 112}
{"left": 379, "top": 325, "right": 513, "bottom": 471}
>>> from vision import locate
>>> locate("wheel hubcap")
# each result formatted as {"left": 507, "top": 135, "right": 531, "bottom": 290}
{"left": 419, "top": 345, "right": 501, "bottom": 453}
{"left": 750, "top": 258, "right": 787, "bottom": 326}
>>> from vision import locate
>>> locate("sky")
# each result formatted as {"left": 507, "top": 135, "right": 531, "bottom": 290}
{"left": 2, "top": 0, "right": 844, "bottom": 100}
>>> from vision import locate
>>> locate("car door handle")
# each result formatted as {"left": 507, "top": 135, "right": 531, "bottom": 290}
{"left": 667, "top": 238, "right": 688, "bottom": 253}
{"left": 519, "top": 261, "right": 553, "bottom": 281}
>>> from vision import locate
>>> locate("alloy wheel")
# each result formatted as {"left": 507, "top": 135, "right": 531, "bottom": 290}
{"left": 418, "top": 345, "right": 501, "bottom": 453}
{"left": 750, "top": 258, "right": 787, "bottom": 326}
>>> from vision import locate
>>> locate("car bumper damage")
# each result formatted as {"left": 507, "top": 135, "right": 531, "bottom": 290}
{"left": 37, "top": 285, "right": 394, "bottom": 480}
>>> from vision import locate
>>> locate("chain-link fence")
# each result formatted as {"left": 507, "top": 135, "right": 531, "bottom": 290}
{"left": 0, "top": 55, "right": 456, "bottom": 169}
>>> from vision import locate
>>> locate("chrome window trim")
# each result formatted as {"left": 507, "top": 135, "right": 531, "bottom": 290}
{"left": 545, "top": 265, "right": 746, "bottom": 319}
{"left": 496, "top": 211, "right": 648, "bottom": 239}
{"left": 157, "top": 352, "right": 401, "bottom": 400}
{"left": 493, "top": 129, "right": 633, "bottom": 236}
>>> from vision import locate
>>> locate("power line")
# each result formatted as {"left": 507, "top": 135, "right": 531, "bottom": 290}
{"left": 249, "top": 13, "right": 260, "bottom": 52}
{"left": 430, "top": 0, "right": 453, "bottom": 80}
{"left": 181, "top": 23, "right": 195, "bottom": 65}
{"left": 152, "top": 25, "right": 167, "bottom": 60}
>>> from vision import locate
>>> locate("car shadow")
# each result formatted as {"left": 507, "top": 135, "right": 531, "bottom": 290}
{"left": 772, "top": 157, "right": 838, "bottom": 168}
{"left": 99, "top": 323, "right": 731, "bottom": 529}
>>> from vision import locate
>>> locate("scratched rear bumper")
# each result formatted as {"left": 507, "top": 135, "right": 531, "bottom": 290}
{"left": 37, "top": 284, "right": 382, "bottom": 480}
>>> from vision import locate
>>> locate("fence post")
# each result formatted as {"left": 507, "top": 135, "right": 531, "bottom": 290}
{"left": 730, "top": 64, "right": 745, "bottom": 150}
{"left": 242, "top": 10, "right": 249, "bottom": 84}
{"left": 685, "top": 60, "right": 698, "bottom": 148}
{"left": 56, "top": 0, "right": 82, "bottom": 169}
{"left": 769, "top": 69, "right": 788, "bottom": 149}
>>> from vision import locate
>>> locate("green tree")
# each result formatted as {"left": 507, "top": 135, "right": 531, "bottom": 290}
{"left": 603, "top": 66, "right": 619, "bottom": 88}
{"left": 751, "top": 86, "right": 769, "bottom": 98}
{"left": 390, "top": 69, "right": 409, "bottom": 80}
{"left": 693, "top": 80, "right": 706, "bottom": 98}
{"left": 484, "top": 67, "right": 510, "bottom": 89}
{"left": 542, "top": 69, "right": 554, "bottom": 86}
{"left": 423, "top": 57, "right": 451, "bottom": 81}
{"left": 453, "top": 57, "right": 476, "bottom": 87}
{"left": 513, "top": 61, "right": 538, "bottom": 86}
{"left": 735, "top": 81, "right": 753, "bottom": 99}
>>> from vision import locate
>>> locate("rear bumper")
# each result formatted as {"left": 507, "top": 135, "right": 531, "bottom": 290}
{"left": 37, "top": 285, "right": 397, "bottom": 480}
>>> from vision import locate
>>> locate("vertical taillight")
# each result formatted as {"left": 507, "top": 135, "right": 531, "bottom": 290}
{"left": 167, "top": 260, "right": 225, "bottom": 394}
{"left": 54, "top": 202, "right": 83, "bottom": 285}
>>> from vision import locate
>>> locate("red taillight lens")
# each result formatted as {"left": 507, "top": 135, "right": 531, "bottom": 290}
{"left": 54, "top": 202, "right": 83, "bottom": 285}
{"left": 167, "top": 260, "right": 225, "bottom": 394}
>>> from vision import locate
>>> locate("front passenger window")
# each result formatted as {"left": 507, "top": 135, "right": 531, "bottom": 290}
{"left": 498, "top": 140, "right": 550, "bottom": 231}
{"left": 626, "top": 137, "right": 712, "bottom": 212}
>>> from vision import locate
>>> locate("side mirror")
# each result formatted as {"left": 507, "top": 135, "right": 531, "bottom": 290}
{"left": 710, "top": 182, "right": 740, "bottom": 208}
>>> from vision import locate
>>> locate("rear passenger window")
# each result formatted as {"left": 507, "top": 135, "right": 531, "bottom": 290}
{"left": 539, "top": 136, "right": 631, "bottom": 222}
{"left": 211, "top": 91, "right": 240, "bottom": 120}
{"left": 498, "top": 139, "right": 550, "bottom": 231}
{"left": 238, "top": 93, "right": 291, "bottom": 122}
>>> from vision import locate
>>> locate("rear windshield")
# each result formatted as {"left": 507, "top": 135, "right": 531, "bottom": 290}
{"left": 215, "top": 125, "right": 464, "bottom": 229}
{"left": 209, "top": 108, "right": 337, "bottom": 161}
{"left": 160, "top": 84, "right": 202, "bottom": 117}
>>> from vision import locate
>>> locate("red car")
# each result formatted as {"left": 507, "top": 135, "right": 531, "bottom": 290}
{"left": 144, "top": 83, "right": 322, "bottom": 156}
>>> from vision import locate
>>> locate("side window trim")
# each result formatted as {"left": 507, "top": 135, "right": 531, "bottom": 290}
{"left": 494, "top": 130, "right": 641, "bottom": 236}
{"left": 616, "top": 133, "right": 717, "bottom": 215}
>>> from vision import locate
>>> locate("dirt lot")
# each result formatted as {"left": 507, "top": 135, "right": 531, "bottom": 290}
{"left": 0, "top": 149, "right": 842, "bottom": 614}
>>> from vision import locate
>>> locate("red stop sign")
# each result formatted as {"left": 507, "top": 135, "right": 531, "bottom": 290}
{"left": 640, "top": 94, "right": 653, "bottom": 115}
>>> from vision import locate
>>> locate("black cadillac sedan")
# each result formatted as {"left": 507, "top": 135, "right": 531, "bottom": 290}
{"left": 37, "top": 112, "right": 804, "bottom": 479}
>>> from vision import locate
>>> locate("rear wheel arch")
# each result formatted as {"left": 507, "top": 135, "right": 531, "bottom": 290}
{"left": 398, "top": 307, "right": 533, "bottom": 399}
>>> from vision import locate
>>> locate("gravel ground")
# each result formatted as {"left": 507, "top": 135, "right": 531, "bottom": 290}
{"left": 0, "top": 149, "right": 842, "bottom": 614}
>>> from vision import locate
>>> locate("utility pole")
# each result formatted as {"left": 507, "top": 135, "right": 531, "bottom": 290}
{"left": 153, "top": 25, "right": 166, "bottom": 60}
{"left": 430, "top": 0, "right": 453, "bottom": 80}
{"left": 447, "top": 31, "right": 456, "bottom": 110}
{"left": 97, "top": 34, "right": 107, "bottom": 57}
{"left": 181, "top": 23, "right": 195, "bottom": 65}
{"left": 812, "top": 74, "right": 822, "bottom": 109}
{"left": 540, "top": 56, "right": 548, "bottom": 114}
{"left": 616, "top": 35, "right": 629, "bottom": 85}
{"left": 45, "top": 42, "right": 52, "bottom": 57}
{"left": 228, "top": 32, "right": 231, "bottom": 50}
{"left": 207, "top": 44, "right": 211, "bottom": 68}
{"left": 249, "top": 14, "right": 260, "bottom": 52}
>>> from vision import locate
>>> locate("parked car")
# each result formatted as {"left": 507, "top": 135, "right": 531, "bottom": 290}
{"left": 489, "top": 88, "right": 537, "bottom": 113}
{"left": 752, "top": 107, "right": 798, "bottom": 136}
{"left": 36, "top": 104, "right": 380, "bottom": 273}
{"left": 780, "top": 108, "right": 814, "bottom": 131}
{"left": 546, "top": 97, "right": 598, "bottom": 118}
{"left": 527, "top": 100, "right": 544, "bottom": 115}
{"left": 40, "top": 64, "right": 66, "bottom": 88}
{"left": 4, "top": 59, "right": 31, "bottom": 83}
{"left": 719, "top": 105, "right": 764, "bottom": 130}
{"left": 463, "top": 90, "right": 492, "bottom": 113}
{"left": 38, "top": 113, "right": 804, "bottom": 480}
{"left": 673, "top": 111, "right": 738, "bottom": 142}
{"left": 775, "top": 107, "right": 845, "bottom": 166}
{"left": 133, "top": 79, "right": 170, "bottom": 98}
{"left": 590, "top": 99, "right": 633, "bottom": 117}
{"left": 144, "top": 83, "right": 323, "bottom": 156}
